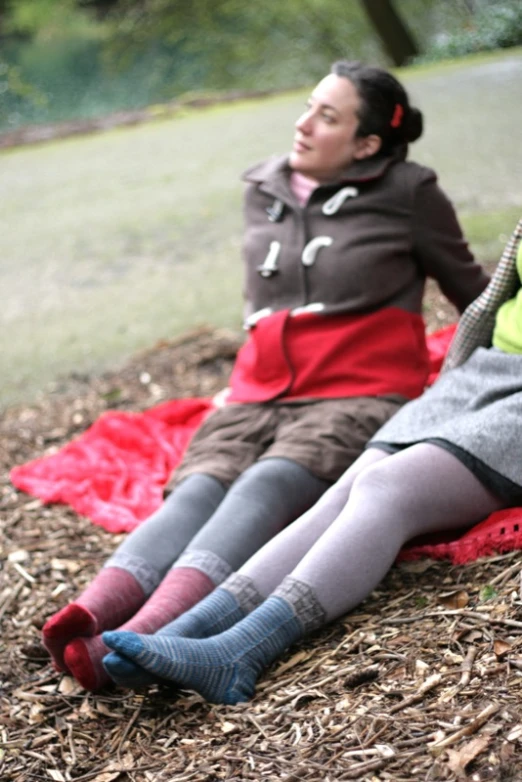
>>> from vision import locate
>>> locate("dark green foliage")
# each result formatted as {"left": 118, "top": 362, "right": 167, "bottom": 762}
{"left": 1, "top": 0, "right": 521, "bottom": 131}
{"left": 0, "top": 0, "right": 382, "bottom": 130}
{"left": 415, "top": 0, "right": 522, "bottom": 62}
{"left": 0, "top": 37, "right": 194, "bottom": 129}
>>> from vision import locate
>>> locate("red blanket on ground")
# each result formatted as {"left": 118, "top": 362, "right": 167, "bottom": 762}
{"left": 10, "top": 326, "right": 522, "bottom": 563}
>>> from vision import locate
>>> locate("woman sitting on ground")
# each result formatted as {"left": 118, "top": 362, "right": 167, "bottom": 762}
{"left": 102, "top": 220, "right": 522, "bottom": 704}
{"left": 41, "top": 60, "right": 487, "bottom": 691}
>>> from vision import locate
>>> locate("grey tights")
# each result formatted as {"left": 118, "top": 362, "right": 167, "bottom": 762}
{"left": 107, "top": 457, "right": 329, "bottom": 594}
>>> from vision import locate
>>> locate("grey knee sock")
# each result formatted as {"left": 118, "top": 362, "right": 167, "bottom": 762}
{"left": 106, "top": 474, "right": 226, "bottom": 594}
{"left": 174, "top": 457, "right": 330, "bottom": 583}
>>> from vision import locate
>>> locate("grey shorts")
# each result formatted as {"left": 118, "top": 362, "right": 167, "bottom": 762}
{"left": 166, "top": 395, "right": 405, "bottom": 492}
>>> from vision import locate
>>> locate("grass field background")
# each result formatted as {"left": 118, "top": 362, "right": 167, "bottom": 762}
{"left": 1, "top": 49, "right": 522, "bottom": 410}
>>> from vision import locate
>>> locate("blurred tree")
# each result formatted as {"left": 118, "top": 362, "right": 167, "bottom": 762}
{"left": 2, "top": 0, "right": 102, "bottom": 38}
{"left": 2, "top": 0, "right": 519, "bottom": 131}
{"left": 103, "top": 0, "right": 380, "bottom": 87}
{"left": 78, "top": 0, "right": 120, "bottom": 18}
{"left": 360, "top": 0, "right": 419, "bottom": 64}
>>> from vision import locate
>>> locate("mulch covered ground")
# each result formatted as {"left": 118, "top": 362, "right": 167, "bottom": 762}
{"left": 2, "top": 294, "right": 522, "bottom": 781}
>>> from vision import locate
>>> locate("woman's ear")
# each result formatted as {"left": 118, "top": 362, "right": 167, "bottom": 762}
{"left": 354, "top": 134, "right": 382, "bottom": 160}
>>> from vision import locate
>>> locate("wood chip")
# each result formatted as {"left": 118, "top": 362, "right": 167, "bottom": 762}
{"left": 2, "top": 327, "right": 521, "bottom": 781}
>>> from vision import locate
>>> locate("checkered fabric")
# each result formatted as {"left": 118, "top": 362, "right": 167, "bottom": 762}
{"left": 442, "top": 218, "right": 522, "bottom": 372}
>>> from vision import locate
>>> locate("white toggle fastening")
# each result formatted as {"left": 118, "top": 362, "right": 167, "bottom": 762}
{"left": 266, "top": 199, "right": 284, "bottom": 222}
{"left": 257, "top": 241, "right": 281, "bottom": 277}
{"left": 244, "top": 307, "right": 273, "bottom": 329}
{"left": 322, "top": 186, "right": 359, "bottom": 215}
{"left": 291, "top": 302, "right": 326, "bottom": 316}
{"left": 301, "top": 236, "right": 333, "bottom": 267}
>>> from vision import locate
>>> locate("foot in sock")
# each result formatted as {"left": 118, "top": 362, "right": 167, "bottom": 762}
{"left": 103, "top": 596, "right": 303, "bottom": 704}
{"left": 103, "top": 650, "right": 162, "bottom": 688}
{"left": 62, "top": 634, "right": 162, "bottom": 691}
{"left": 102, "top": 586, "right": 249, "bottom": 689}
{"left": 42, "top": 604, "right": 97, "bottom": 672}
{"left": 58, "top": 567, "right": 216, "bottom": 690}
{"left": 42, "top": 567, "right": 146, "bottom": 672}
{"left": 63, "top": 636, "right": 112, "bottom": 690}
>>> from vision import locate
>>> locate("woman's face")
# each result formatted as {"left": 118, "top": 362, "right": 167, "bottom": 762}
{"left": 290, "top": 74, "right": 374, "bottom": 182}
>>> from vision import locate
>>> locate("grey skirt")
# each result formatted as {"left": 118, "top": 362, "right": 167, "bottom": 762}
{"left": 371, "top": 347, "right": 522, "bottom": 500}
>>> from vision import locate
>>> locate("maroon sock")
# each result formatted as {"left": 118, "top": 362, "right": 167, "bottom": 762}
{"left": 64, "top": 635, "right": 111, "bottom": 691}
{"left": 42, "top": 567, "right": 146, "bottom": 672}
{"left": 120, "top": 567, "right": 215, "bottom": 635}
{"left": 63, "top": 567, "right": 215, "bottom": 690}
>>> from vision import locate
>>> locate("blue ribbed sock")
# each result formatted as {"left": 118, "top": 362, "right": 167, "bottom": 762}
{"left": 103, "top": 596, "right": 303, "bottom": 704}
{"left": 102, "top": 587, "right": 247, "bottom": 689}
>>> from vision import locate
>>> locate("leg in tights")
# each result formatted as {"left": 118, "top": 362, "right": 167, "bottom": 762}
{"left": 42, "top": 474, "right": 226, "bottom": 672}
{"left": 54, "top": 457, "right": 327, "bottom": 689}
{"left": 106, "top": 474, "right": 227, "bottom": 590}
{"left": 173, "top": 456, "right": 330, "bottom": 583}
{"left": 287, "top": 443, "right": 504, "bottom": 621}
{"left": 102, "top": 454, "right": 332, "bottom": 687}
{"left": 104, "top": 444, "right": 505, "bottom": 703}
{"left": 233, "top": 447, "right": 389, "bottom": 598}
{"left": 127, "top": 446, "right": 388, "bottom": 637}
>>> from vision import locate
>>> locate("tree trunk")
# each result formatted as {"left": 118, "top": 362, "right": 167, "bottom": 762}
{"left": 360, "top": 0, "right": 420, "bottom": 65}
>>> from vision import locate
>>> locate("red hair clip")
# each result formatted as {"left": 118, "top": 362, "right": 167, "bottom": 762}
{"left": 390, "top": 103, "right": 404, "bottom": 128}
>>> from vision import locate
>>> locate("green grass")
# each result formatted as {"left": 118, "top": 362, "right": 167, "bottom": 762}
{"left": 399, "top": 45, "right": 522, "bottom": 79}
{"left": 2, "top": 49, "right": 522, "bottom": 409}
{"left": 460, "top": 207, "right": 522, "bottom": 264}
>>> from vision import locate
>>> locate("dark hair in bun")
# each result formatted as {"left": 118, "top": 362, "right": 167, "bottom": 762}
{"left": 331, "top": 60, "right": 423, "bottom": 155}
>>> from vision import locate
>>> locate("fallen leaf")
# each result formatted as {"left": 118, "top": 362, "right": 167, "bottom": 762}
{"left": 96, "top": 702, "right": 122, "bottom": 718}
{"left": 446, "top": 735, "right": 491, "bottom": 775}
{"left": 439, "top": 590, "right": 470, "bottom": 609}
{"left": 493, "top": 639, "right": 512, "bottom": 659}
{"left": 98, "top": 755, "right": 135, "bottom": 778}
{"left": 79, "top": 699, "right": 98, "bottom": 719}
{"left": 500, "top": 741, "right": 517, "bottom": 764}
{"left": 58, "top": 676, "right": 78, "bottom": 695}
{"left": 456, "top": 628, "right": 483, "bottom": 643}
{"left": 92, "top": 772, "right": 121, "bottom": 782}
{"left": 28, "top": 703, "right": 45, "bottom": 725}
{"left": 119, "top": 753, "right": 135, "bottom": 769}
{"left": 443, "top": 650, "right": 464, "bottom": 665}
{"left": 386, "top": 634, "right": 413, "bottom": 647}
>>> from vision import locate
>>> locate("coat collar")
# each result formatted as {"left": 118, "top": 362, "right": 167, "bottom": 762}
{"left": 242, "top": 146, "right": 407, "bottom": 201}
